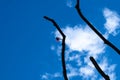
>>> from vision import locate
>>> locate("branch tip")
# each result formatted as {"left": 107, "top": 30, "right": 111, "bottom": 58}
{"left": 43, "top": 16, "right": 52, "bottom": 21}
{"left": 75, "top": 0, "right": 79, "bottom": 9}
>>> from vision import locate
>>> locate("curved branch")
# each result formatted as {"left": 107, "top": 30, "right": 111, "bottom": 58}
{"left": 44, "top": 16, "right": 68, "bottom": 80}
{"left": 75, "top": 0, "right": 120, "bottom": 55}
{"left": 90, "top": 56, "right": 110, "bottom": 80}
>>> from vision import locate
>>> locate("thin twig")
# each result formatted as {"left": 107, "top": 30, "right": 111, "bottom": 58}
{"left": 44, "top": 16, "right": 68, "bottom": 80}
{"left": 90, "top": 56, "right": 110, "bottom": 80}
{"left": 75, "top": 0, "right": 120, "bottom": 55}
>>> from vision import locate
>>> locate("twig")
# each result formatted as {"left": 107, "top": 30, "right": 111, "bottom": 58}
{"left": 75, "top": 0, "right": 120, "bottom": 55}
{"left": 90, "top": 56, "right": 110, "bottom": 80}
{"left": 43, "top": 16, "right": 68, "bottom": 80}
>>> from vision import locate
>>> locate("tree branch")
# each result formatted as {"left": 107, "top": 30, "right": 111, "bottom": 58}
{"left": 75, "top": 0, "right": 120, "bottom": 55}
{"left": 90, "top": 56, "right": 110, "bottom": 80}
{"left": 43, "top": 16, "right": 68, "bottom": 80}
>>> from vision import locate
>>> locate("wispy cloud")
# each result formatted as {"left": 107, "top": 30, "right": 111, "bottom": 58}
{"left": 79, "top": 66, "right": 94, "bottom": 77}
{"left": 66, "top": 0, "right": 73, "bottom": 8}
{"left": 66, "top": 0, "right": 76, "bottom": 8}
{"left": 55, "top": 23, "right": 116, "bottom": 80}
{"left": 51, "top": 45, "right": 55, "bottom": 50}
{"left": 40, "top": 72, "right": 62, "bottom": 80}
{"left": 66, "top": 64, "right": 79, "bottom": 78}
{"left": 99, "top": 57, "right": 116, "bottom": 80}
{"left": 103, "top": 8, "right": 120, "bottom": 36}
{"left": 41, "top": 73, "right": 49, "bottom": 80}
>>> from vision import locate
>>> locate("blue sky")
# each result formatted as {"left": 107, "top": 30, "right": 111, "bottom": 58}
{"left": 0, "top": 0, "right": 120, "bottom": 80}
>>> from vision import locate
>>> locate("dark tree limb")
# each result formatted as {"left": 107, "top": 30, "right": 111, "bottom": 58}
{"left": 75, "top": 0, "right": 120, "bottom": 55}
{"left": 44, "top": 16, "right": 68, "bottom": 80}
{"left": 90, "top": 56, "right": 110, "bottom": 80}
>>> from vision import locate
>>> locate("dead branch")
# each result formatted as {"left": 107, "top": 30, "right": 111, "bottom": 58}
{"left": 44, "top": 16, "right": 68, "bottom": 80}
{"left": 90, "top": 56, "right": 110, "bottom": 80}
{"left": 75, "top": 0, "right": 120, "bottom": 55}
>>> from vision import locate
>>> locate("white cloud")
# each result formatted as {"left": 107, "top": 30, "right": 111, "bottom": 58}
{"left": 65, "top": 56, "right": 116, "bottom": 80}
{"left": 66, "top": 0, "right": 73, "bottom": 8}
{"left": 54, "top": 24, "right": 116, "bottom": 80}
{"left": 66, "top": 62, "right": 96, "bottom": 80}
{"left": 41, "top": 73, "right": 49, "bottom": 80}
{"left": 66, "top": 64, "right": 79, "bottom": 78}
{"left": 79, "top": 66, "right": 94, "bottom": 77}
{"left": 66, "top": 0, "right": 76, "bottom": 8}
{"left": 51, "top": 45, "right": 55, "bottom": 50}
{"left": 103, "top": 8, "right": 120, "bottom": 35}
{"left": 68, "top": 54, "right": 80, "bottom": 61}
{"left": 99, "top": 57, "right": 116, "bottom": 80}
{"left": 40, "top": 72, "right": 61, "bottom": 80}
{"left": 55, "top": 25, "right": 105, "bottom": 56}
{"left": 53, "top": 73, "right": 62, "bottom": 77}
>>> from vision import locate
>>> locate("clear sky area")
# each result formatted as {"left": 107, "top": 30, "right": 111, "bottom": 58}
{"left": 0, "top": 0, "right": 120, "bottom": 80}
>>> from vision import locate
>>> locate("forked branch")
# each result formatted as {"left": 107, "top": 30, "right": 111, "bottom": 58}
{"left": 75, "top": 0, "right": 120, "bottom": 55}
{"left": 44, "top": 16, "right": 68, "bottom": 80}
{"left": 90, "top": 56, "right": 110, "bottom": 80}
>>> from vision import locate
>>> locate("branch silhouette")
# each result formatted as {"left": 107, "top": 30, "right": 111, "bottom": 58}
{"left": 90, "top": 56, "right": 110, "bottom": 80}
{"left": 75, "top": 0, "right": 120, "bottom": 55}
{"left": 43, "top": 16, "right": 68, "bottom": 80}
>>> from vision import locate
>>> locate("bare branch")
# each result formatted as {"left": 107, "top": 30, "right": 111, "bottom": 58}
{"left": 43, "top": 16, "right": 68, "bottom": 80}
{"left": 75, "top": 0, "right": 120, "bottom": 55}
{"left": 90, "top": 56, "right": 110, "bottom": 80}
{"left": 44, "top": 16, "right": 65, "bottom": 37}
